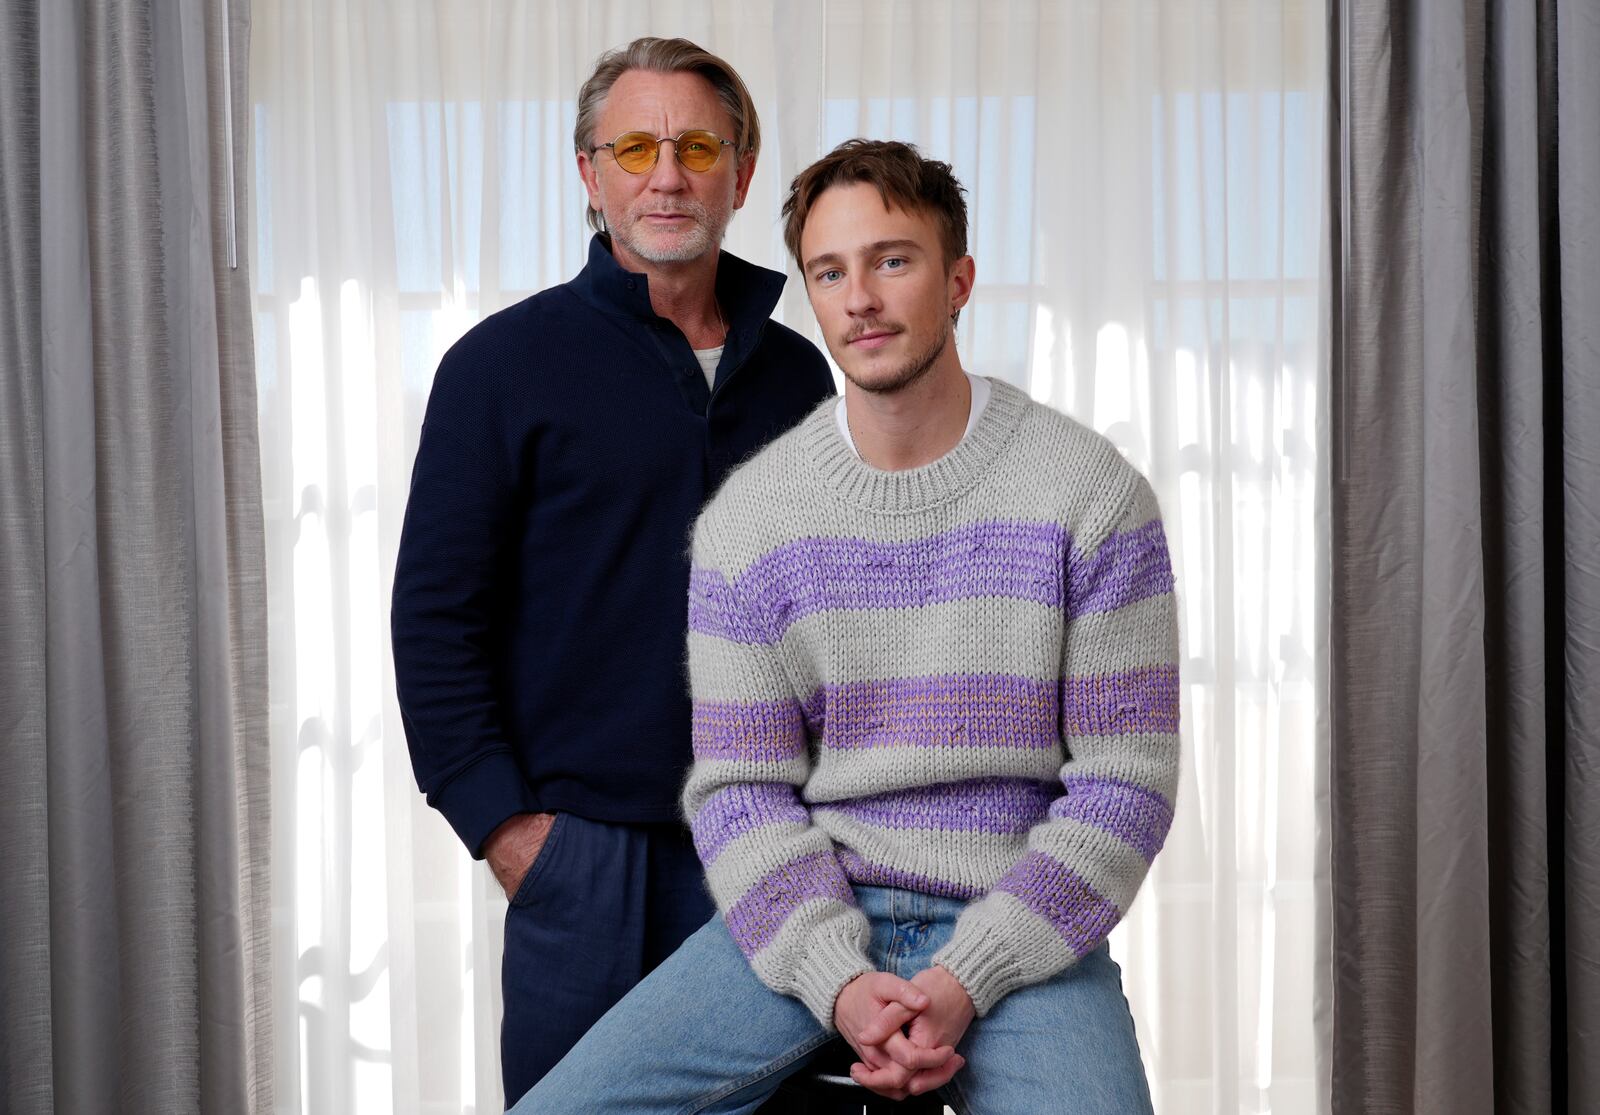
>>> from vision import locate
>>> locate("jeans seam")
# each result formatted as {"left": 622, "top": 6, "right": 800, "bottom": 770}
{"left": 681, "top": 1031, "right": 833, "bottom": 1114}
{"left": 887, "top": 886, "right": 905, "bottom": 972}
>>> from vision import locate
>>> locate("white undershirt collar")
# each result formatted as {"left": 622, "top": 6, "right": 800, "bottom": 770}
{"left": 693, "top": 345, "right": 724, "bottom": 391}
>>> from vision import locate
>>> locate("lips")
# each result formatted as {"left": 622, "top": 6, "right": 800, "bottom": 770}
{"left": 847, "top": 328, "right": 901, "bottom": 350}
{"left": 624, "top": 198, "right": 708, "bottom": 230}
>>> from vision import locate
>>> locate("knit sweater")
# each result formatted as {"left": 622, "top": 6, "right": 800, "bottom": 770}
{"left": 682, "top": 378, "right": 1180, "bottom": 1027}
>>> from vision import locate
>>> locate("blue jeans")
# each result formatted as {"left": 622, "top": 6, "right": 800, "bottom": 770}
{"left": 512, "top": 885, "right": 1153, "bottom": 1114}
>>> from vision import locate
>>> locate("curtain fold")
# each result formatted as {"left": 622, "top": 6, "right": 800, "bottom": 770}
{"left": 1555, "top": 3, "right": 1600, "bottom": 1101}
{"left": 0, "top": 1, "right": 270, "bottom": 1112}
{"left": 1327, "top": 1, "right": 1600, "bottom": 1111}
{"left": 251, "top": 2, "right": 1324, "bottom": 1110}
{"left": 0, "top": 2, "right": 52, "bottom": 1109}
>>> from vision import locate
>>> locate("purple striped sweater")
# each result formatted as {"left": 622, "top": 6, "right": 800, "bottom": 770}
{"left": 682, "top": 378, "right": 1179, "bottom": 1026}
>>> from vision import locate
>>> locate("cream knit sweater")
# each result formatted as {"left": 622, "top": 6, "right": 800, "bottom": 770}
{"left": 683, "top": 378, "right": 1179, "bottom": 1027}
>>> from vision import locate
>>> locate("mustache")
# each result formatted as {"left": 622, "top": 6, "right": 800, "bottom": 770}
{"left": 843, "top": 322, "right": 904, "bottom": 343}
{"left": 630, "top": 198, "right": 710, "bottom": 219}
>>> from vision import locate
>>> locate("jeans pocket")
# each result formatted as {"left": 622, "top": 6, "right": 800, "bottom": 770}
{"left": 508, "top": 812, "right": 569, "bottom": 909}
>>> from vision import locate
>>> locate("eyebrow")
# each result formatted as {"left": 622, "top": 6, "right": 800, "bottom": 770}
{"left": 803, "top": 239, "right": 923, "bottom": 273}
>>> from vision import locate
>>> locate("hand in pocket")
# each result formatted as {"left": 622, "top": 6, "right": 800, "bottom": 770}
{"left": 485, "top": 812, "right": 558, "bottom": 900}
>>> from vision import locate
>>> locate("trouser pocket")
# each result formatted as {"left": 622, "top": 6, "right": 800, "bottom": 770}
{"left": 508, "top": 812, "right": 568, "bottom": 908}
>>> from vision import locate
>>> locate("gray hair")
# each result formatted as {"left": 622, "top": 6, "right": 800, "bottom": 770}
{"left": 574, "top": 37, "right": 762, "bottom": 234}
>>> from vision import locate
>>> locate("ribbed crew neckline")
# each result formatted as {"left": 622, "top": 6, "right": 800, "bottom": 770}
{"left": 799, "top": 377, "right": 1030, "bottom": 514}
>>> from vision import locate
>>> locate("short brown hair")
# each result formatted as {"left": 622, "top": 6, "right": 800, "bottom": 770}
{"left": 782, "top": 139, "right": 969, "bottom": 269}
{"left": 574, "top": 37, "right": 761, "bottom": 234}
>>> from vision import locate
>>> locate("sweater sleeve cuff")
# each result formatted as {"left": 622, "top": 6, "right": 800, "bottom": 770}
{"left": 931, "top": 924, "right": 1027, "bottom": 1018}
{"left": 790, "top": 917, "right": 875, "bottom": 1030}
{"left": 429, "top": 750, "right": 541, "bottom": 858}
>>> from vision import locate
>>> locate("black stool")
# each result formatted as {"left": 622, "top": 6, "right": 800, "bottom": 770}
{"left": 755, "top": 1038, "right": 946, "bottom": 1114}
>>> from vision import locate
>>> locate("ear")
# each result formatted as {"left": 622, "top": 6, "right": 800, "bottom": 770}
{"left": 577, "top": 148, "right": 603, "bottom": 215}
{"left": 732, "top": 150, "right": 757, "bottom": 210}
{"left": 947, "top": 254, "right": 976, "bottom": 316}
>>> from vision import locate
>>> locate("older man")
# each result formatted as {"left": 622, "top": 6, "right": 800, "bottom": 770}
{"left": 390, "top": 37, "right": 833, "bottom": 1105}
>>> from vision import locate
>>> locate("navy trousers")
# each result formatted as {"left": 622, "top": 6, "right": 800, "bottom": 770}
{"left": 500, "top": 811, "right": 715, "bottom": 1109}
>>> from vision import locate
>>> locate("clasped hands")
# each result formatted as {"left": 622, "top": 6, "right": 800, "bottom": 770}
{"left": 833, "top": 965, "right": 976, "bottom": 1100}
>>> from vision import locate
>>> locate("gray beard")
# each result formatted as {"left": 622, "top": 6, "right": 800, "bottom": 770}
{"left": 607, "top": 198, "right": 730, "bottom": 264}
{"left": 847, "top": 327, "right": 950, "bottom": 395}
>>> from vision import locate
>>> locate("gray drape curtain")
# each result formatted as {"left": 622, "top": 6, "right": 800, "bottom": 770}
{"left": 0, "top": 2, "right": 270, "bottom": 1113}
{"left": 1327, "top": 1, "right": 1599, "bottom": 1112}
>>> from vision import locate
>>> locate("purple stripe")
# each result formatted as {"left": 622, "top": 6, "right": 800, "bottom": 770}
{"left": 817, "top": 673, "right": 1060, "bottom": 752}
{"left": 817, "top": 778, "right": 1055, "bottom": 834}
{"left": 688, "top": 565, "right": 772, "bottom": 644}
{"left": 692, "top": 784, "right": 812, "bottom": 866}
{"left": 800, "top": 688, "right": 828, "bottom": 736}
{"left": 836, "top": 848, "right": 986, "bottom": 900}
{"left": 1060, "top": 665, "right": 1179, "bottom": 736}
{"left": 722, "top": 521, "right": 1068, "bottom": 644}
{"left": 1068, "top": 520, "right": 1174, "bottom": 616}
{"left": 692, "top": 697, "right": 807, "bottom": 762}
{"left": 724, "top": 851, "right": 856, "bottom": 958}
{"left": 1048, "top": 776, "right": 1173, "bottom": 862}
{"left": 995, "top": 852, "right": 1123, "bottom": 956}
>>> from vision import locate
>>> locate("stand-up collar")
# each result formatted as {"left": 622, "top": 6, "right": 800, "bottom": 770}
{"left": 567, "top": 234, "right": 788, "bottom": 339}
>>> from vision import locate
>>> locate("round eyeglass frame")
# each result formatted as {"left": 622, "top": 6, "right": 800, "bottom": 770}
{"left": 594, "top": 129, "right": 736, "bottom": 174}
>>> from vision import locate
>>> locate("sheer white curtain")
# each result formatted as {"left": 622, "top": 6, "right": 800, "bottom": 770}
{"left": 250, "top": 2, "right": 1324, "bottom": 1111}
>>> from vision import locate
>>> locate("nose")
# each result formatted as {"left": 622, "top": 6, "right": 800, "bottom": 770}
{"left": 644, "top": 139, "right": 688, "bottom": 192}
{"left": 844, "top": 272, "right": 881, "bottom": 317}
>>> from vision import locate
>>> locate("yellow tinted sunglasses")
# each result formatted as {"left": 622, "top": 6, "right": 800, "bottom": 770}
{"left": 595, "top": 129, "right": 735, "bottom": 174}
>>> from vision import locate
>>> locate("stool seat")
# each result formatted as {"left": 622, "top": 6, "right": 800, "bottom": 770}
{"left": 755, "top": 1038, "right": 947, "bottom": 1114}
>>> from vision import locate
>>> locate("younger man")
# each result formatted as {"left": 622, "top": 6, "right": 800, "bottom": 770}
{"left": 513, "top": 140, "right": 1178, "bottom": 1114}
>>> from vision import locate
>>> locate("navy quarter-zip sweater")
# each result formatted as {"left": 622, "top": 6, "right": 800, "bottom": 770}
{"left": 392, "top": 236, "right": 834, "bottom": 857}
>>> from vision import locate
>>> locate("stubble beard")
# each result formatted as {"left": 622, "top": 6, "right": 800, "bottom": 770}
{"left": 843, "top": 325, "right": 951, "bottom": 396}
{"left": 605, "top": 192, "right": 733, "bottom": 264}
